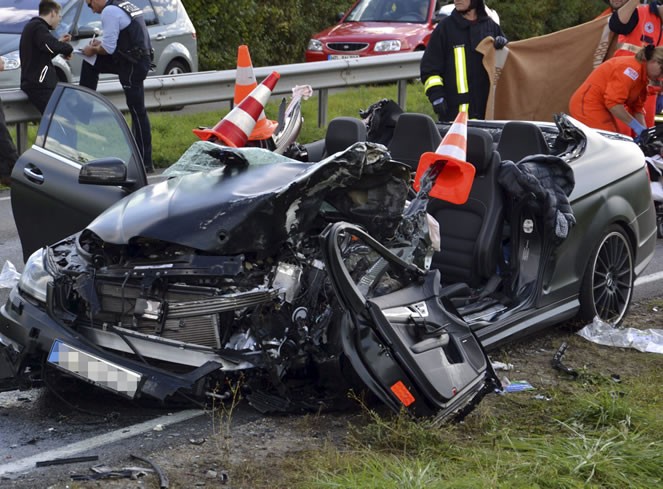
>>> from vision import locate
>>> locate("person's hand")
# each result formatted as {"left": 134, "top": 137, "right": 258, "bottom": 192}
{"left": 82, "top": 44, "right": 96, "bottom": 56}
{"left": 494, "top": 36, "right": 508, "bottom": 50}
{"left": 59, "top": 33, "right": 71, "bottom": 42}
{"left": 0, "top": 57, "right": 4, "bottom": 72}
{"left": 432, "top": 97, "right": 447, "bottom": 120}
{"left": 629, "top": 118, "right": 648, "bottom": 143}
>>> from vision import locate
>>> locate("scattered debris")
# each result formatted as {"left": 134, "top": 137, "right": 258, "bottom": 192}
{"left": 500, "top": 378, "right": 535, "bottom": 393}
{"left": 0, "top": 260, "right": 21, "bottom": 289}
{"left": 153, "top": 424, "right": 164, "bottom": 431}
{"left": 189, "top": 438, "right": 206, "bottom": 445}
{"left": 578, "top": 317, "right": 663, "bottom": 353}
{"left": 36, "top": 455, "right": 99, "bottom": 467}
{"left": 550, "top": 342, "right": 578, "bottom": 378}
{"left": 491, "top": 361, "right": 514, "bottom": 371}
{"left": 131, "top": 453, "right": 169, "bottom": 489}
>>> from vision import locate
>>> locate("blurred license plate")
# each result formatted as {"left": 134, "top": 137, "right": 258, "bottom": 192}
{"left": 48, "top": 340, "right": 142, "bottom": 398}
{"left": 329, "top": 54, "right": 359, "bottom": 60}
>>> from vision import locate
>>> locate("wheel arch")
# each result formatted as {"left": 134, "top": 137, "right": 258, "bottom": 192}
{"left": 154, "top": 42, "right": 195, "bottom": 75}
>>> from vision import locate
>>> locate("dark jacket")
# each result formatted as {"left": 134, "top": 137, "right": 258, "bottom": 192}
{"left": 420, "top": 9, "right": 503, "bottom": 121}
{"left": 498, "top": 155, "right": 576, "bottom": 242}
{"left": 19, "top": 17, "right": 73, "bottom": 90}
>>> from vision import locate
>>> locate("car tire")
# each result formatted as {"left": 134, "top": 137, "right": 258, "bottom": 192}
{"left": 579, "top": 225, "right": 634, "bottom": 325}
{"left": 164, "top": 60, "right": 189, "bottom": 76}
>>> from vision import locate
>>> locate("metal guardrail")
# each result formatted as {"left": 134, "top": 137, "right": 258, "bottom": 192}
{"left": 0, "top": 52, "right": 423, "bottom": 152}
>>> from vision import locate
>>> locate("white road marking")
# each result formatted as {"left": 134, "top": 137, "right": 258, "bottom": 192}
{"left": 0, "top": 196, "right": 10, "bottom": 201}
{"left": 635, "top": 270, "right": 663, "bottom": 287}
{"left": 0, "top": 408, "right": 204, "bottom": 477}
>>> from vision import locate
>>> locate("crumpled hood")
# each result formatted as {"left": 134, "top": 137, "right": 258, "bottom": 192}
{"left": 85, "top": 143, "right": 410, "bottom": 256}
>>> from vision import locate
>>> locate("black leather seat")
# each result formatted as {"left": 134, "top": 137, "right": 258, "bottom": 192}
{"left": 496, "top": 121, "right": 549, "bottom": 163}
{"left": 324, "top": 117, "right": 367, "bottom": 155}
{"left": 427, "top": 127, "right": 504, "bottom": 288}
{"left": 304, "top": 117, "right": 367, "bottom": 161}
{"left": 388, "top": 113, "right": 442, "bottom": 171}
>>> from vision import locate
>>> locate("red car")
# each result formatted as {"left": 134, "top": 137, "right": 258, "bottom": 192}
{"left": 305, "top": 0, "right": 439, "bottom": 62}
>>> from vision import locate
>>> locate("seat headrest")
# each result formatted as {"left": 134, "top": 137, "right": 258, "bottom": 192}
{"left": 496, "top": 121, "right": 549, "bottom": 163}
{"left": 467, "top": 127, "right": 494, "bottom": 174}
{"left": 388, "top": 113, "right": 442, "bottom": 171}
{"left": 325, "top": 117, "right": 367, "bottom": 155}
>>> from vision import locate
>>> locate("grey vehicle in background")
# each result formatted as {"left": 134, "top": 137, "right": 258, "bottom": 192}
{"left": 0, "top": 0, "right": 198, "bottom": 90}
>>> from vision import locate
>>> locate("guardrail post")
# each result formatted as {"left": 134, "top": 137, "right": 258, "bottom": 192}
{"left": 16, "top": 122, "right": 29, "bottom": 154}
{"left": 318, "top": 88, "right": 328, "bottom": 128}
{"left": 397, "top": 80, "right": 408, "bottom": 110}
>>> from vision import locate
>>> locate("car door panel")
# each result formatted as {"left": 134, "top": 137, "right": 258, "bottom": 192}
{"left": 11, "top": 84, "right": 146, "bottom": 262}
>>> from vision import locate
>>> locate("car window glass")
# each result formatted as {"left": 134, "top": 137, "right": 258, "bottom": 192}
{"left": 55, "top": 0, "right": 79, "bottom": 39}
{"left": 131, "top": 0, "right": 158, "bottom": 26}
{"left": 346, "top": 0, "right": 428, "bottom": 22}
{"left": 150, "top": 0, "right": 177, "bottom": 25}
{"left": 76, "top": 1, "right": 102, "bottom": 35}
{"left": 43, "top": 89, "right": 132, "bottom": 165}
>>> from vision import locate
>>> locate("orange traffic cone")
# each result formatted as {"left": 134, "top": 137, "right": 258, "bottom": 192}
{"left": 234, "top": 45, "right": 278, "bottom": 141}
{"left": 193, "top": 71, "right": 280, "bottom": 147}
{"left": 413, "top": 110, "right": 476, "bottom": 204}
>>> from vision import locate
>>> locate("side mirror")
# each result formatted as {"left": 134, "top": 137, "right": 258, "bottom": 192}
{"left": 76, "top": 26, "right": 101, "bottom": 39}
{"left": 79, "top": 158, "right": 136, "bottom": 187}
{"left": 336, "top": 12, "right": 345, "bottom": 22}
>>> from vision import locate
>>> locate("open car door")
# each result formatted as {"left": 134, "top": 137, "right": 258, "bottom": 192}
{"left": 10, "top": 83, "right": 148, "bottom": 262}
{"left": 321, "top": 221, "right": 499, "bottom": 422}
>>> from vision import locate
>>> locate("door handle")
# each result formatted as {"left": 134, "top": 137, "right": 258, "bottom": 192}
{"left": 23, "top": 166, "right": 44, "bottom": 184}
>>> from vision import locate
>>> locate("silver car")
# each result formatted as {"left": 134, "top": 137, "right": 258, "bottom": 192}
{"left": 0, "top": 0, "right": 198, "bottom": 89}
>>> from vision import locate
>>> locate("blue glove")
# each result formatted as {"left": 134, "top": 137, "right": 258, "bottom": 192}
{"left": 494, "top": 36, "right": 508, "bottom": 49}
{"left": 432, "top": 97, "right": 447, "bottom": 120}
{"left": 629, "top": 118, "right": 648, "bottom": 142}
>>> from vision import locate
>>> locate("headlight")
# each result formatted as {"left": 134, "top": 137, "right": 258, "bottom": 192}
{"left": 307, "top": 39, "right": 323, "bottom": 52}
{"left": 374, "top": 40, "right": 401, "bottom": 52}
{"left": 18, "top": 249, "right": 52, "bottom": 303}
{"left": 1, "top": 51, "right": 21, "bottom": 70}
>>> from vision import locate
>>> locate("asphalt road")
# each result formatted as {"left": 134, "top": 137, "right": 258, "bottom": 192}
{"left": 0, "top": 186, "right": 662, "bottom": 487}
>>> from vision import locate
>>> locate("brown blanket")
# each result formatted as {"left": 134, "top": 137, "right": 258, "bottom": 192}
{"left": 480, "top": 15, "right": 616, "bottom": 122}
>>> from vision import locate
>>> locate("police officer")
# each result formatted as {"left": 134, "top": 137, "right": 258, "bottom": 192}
{"left": 80, "top": 0, "right": 154, "bottom": 173}
{"left": 420, "top": 0, "right": 506, "bottom": 122}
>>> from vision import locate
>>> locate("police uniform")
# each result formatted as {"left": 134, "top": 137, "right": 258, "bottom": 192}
{"left": 80, "top": 0, "right": 154, "bottom": 172}
{"left": 420, "top": 3, "right": 504, "bottom": 121}
{"left": 19, "top": 16, "right": 73, "bottom": 114}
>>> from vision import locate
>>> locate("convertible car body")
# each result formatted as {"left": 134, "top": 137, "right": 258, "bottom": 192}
{"left": 0, "top": 85, "right": 657, "bottom": 418}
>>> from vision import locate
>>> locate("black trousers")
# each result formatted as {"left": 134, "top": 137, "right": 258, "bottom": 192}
{"left": 0, "top": 99, "right": 19, "bottom": 180}
{"left": 79, "top": 56, "right": 153, "bottom": 172}
{"left": 22, "top": 86, "right": 53, "bottom": 115}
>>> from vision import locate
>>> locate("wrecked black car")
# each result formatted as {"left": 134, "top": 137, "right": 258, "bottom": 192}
{"left": 0, "top": 85, "right": 658, "bottom": 421}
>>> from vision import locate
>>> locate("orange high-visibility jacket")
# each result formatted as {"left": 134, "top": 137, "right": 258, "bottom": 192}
{"left": 569, "top": 55, "right": 648, "bottom": 134}
{"left": 613, "top": 6, "right": 663, "bottom": 58}
{"left": 610, "top": 5, "right": 662, "bottom": 129}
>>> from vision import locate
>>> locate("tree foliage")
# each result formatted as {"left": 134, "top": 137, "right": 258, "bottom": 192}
{"left": 182, "top": 0, "right": 609, "bottom": 71}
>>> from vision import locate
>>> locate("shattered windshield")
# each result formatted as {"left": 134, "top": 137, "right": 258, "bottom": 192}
{"left": 162, "top": 141, "right": 299, "bottom": 177}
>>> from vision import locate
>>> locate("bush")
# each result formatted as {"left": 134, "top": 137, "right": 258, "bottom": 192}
{"left": 183, "top": 0, "right": 609, "bottom": 71}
